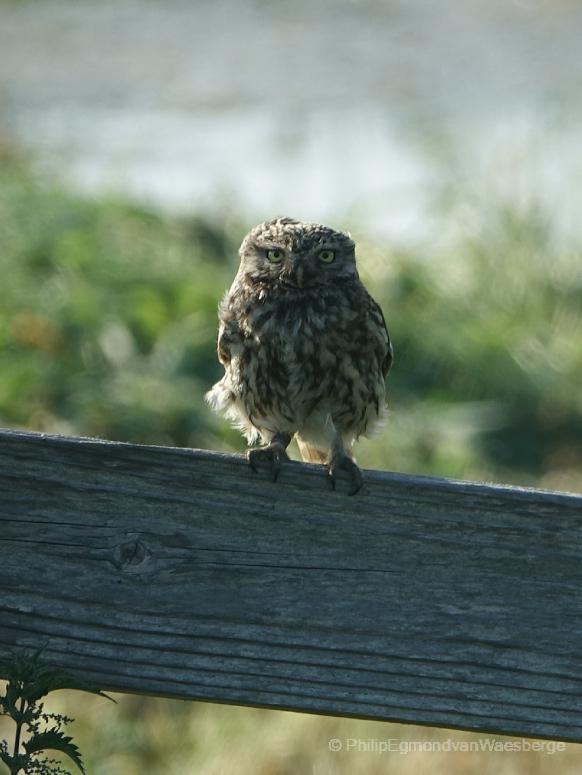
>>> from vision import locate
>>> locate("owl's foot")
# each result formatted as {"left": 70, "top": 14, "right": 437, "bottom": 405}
{"left": 248, "top": 433, "right": 292, "bottom": 482}
{"left": 328, "top": 454, "right": 364, "bottom": 496}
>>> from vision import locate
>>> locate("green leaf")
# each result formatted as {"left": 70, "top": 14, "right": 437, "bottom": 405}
{"left": 24, "top": 729, "right": 85, "bottom": 774}
{"left": 0, "top": 749, "right": 17, "bottom": 768}
{"left": 0, "top": 649, "right": 114, "bottom": 704}
{"left": 0, "top": 750, "right": 29, "bottom": 775}
{"left": 22, "top": 666, "right": 114, "bottom": 704}
{"left": 1, "top": 680, "right": 22, "bottom": 719}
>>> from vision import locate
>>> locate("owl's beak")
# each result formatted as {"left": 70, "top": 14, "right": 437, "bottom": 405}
{"left": 287, "top": 262, "right": 305, "bottom": 288}
{"left": 294, "top": 265, "right": 305, "bottom": 288}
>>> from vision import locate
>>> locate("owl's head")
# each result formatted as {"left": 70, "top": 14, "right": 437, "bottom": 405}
{"left": 238, "top": 217, "right": 358, "bottom": 289}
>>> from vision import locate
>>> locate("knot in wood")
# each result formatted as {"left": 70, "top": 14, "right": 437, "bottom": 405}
{"left": 114, "top": 538, "right": 149, "bottom": 571}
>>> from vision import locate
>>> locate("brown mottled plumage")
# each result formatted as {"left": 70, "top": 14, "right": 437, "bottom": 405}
{"left": 205, "top": 217, "right": 392, "bottom": 494}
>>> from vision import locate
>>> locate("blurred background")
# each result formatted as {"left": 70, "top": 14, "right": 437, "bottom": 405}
{"left": 1, "top": 0, "right": 582, "bottom": 772}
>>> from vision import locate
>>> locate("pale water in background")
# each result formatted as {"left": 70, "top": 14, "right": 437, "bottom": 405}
{"left": 0, "top": 0, "right": 581, "bottom": 242}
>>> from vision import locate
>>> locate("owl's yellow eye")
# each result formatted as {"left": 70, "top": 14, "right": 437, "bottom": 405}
{"left": 266, "top": 248, "right": 285, "bottom": 263}
{"left": 319, "top": 249, "right": 335, "bottom": 263}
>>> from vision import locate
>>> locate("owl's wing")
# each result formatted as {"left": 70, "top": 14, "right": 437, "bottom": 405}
{"left": 217, "top": 319, "right": 243, "bottom": 367}
{"left": 368, "top": 296, "right": 393, "bottom": 379}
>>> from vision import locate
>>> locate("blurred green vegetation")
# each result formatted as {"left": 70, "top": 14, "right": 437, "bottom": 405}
{"left": 1, "top": 138, "right": 581, "bottom": 492}
{"left": 0, "top": 139, "right": 239, "bottom": 452}
{"left": 3, "top": 691, "right": 581, "bottom": 775}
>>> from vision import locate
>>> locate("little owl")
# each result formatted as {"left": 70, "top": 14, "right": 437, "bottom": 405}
{"left": 206, "top": 217, "right": 392, "bottom": 494}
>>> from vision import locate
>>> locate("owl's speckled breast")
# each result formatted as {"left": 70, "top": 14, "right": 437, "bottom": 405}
{"left": 233, "top": 281, "right": 388, "bottom": 439}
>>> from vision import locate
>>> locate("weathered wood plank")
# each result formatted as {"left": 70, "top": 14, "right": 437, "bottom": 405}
{"left": 1, "top": 427, "right": 582, "bottom": 741}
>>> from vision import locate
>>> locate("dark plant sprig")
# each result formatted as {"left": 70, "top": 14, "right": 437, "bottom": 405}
{"left": 0, "top": 650, "right": 113, "bottom": 775}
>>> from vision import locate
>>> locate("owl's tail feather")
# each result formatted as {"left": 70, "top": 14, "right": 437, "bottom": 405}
{"left": 296, "top": 438, "right": 328, "bottom": 464}
{"left": 205, "top": 381, "right": 261, "bottom": 444}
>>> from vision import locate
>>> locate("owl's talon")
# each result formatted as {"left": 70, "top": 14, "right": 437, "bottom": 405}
{"left": 248, "top": 441, "right": 291, "bottom": 482}
{"left": 328, "top": 456, "right": 364, "bottom": 496}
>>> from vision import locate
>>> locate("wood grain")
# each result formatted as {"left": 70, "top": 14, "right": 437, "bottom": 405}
{"left": 1, "top": 427, "right": 582, "bottom": 741}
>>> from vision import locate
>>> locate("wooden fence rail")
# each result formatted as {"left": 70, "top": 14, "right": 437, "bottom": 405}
{"left": 1, "top": 428, "right": 582, "bottom": 741}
